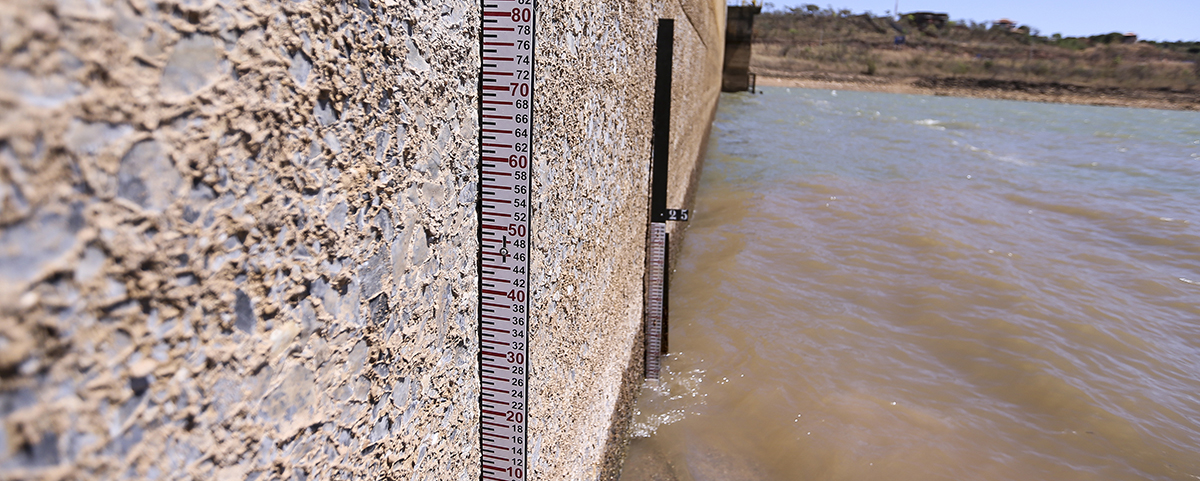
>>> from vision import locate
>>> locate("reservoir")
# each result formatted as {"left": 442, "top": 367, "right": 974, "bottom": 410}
{"left": 620, "top": 88, "right": 1200, "bottom": 480}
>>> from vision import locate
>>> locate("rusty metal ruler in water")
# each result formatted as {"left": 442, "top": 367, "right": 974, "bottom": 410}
{"left": 645, "top": 19, "right": 687, "bottom": 381}
{"left": 477, "top": 0, "right": 534, "bottom": 479}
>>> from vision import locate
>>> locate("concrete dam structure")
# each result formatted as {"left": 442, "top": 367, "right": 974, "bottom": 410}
{"left": 721, "top": 4, "right": 759, "bottom": 92}
{"left": 0, "top": 0, "right": 724, "bottom": 479}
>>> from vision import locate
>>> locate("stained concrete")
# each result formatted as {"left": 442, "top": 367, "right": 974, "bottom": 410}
{"left": 721, "top": 5, "right": 760, "bottom": 92}
{"left": 0, "top": 0, "right": 723, "bottom": 479}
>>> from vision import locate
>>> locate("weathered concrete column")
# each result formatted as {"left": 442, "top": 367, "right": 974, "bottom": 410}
{"left": 722, "top": 5, "right": 762, "bottom": 92}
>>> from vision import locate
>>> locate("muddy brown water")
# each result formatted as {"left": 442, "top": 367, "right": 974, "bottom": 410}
{"left": 620, "top": 88, "right": 1200, "bottom": 480}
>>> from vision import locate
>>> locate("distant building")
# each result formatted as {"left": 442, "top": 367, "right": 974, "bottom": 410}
{"left": 1123, "top": 32, "right": 1138, "bottom": 43}
{"left": 905, "top": 11, "right": 949, "bottom": 29}
{"left": 994, "top": 18, "right": 1018, "bottom": 31}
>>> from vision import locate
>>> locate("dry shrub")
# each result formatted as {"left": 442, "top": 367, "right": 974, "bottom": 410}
{"left": 751, "top": 11, "right": 1200, "bottom": 91}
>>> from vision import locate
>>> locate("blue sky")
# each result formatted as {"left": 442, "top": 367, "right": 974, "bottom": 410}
{"left": 761, "top": 0, "right": 1200, "bottom": 42}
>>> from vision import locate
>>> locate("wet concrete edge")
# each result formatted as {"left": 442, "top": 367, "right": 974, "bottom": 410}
{"left": 597, "top": 97, "right": 720, "bottom": 481}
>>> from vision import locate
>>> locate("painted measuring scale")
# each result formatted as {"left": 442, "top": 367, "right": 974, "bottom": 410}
{"left": 477, "top": 0, "right": 534, "bottom": 479}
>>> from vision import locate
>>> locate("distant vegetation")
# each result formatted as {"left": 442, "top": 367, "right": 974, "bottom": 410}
{"left": 753, "top": 5, "right": 1200, "bottom": 91}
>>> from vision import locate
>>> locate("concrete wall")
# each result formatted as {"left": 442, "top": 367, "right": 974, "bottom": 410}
{"left": 721, "top": 5, "right": 760, "bottom": 92}
{"left": 0, "top": 0, "right": 722, "bottom": 479}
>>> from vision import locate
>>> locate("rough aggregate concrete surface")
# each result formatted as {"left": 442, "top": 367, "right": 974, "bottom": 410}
{"left": 0, "top": 0, "right": 722, "bottom": 478}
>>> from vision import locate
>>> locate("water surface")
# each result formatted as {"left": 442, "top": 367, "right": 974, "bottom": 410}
{"left": 620, "top": 88, "right": 1200, "bottom": 480}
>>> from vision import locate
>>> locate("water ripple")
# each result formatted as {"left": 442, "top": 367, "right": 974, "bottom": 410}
{"left": 623, "top": 87, "right": 1200, "bottom": 481}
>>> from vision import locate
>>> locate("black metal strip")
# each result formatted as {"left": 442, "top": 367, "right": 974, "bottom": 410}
{"left": 651, "top": 19, "right": 673, "bottom": 222}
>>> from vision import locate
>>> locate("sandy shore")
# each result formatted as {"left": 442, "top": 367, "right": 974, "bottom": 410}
{"left": 753, "top": 70, "right": 1200, "bottom": 112}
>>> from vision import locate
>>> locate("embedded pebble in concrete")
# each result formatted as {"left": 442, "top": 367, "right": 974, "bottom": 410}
{"left": 161, "top": 35, "right": 227, "bottom": 100}
{"left": 313, "top": 97, "right": 337, "bottom": 127}
{"left": 63, "top": 121, "right": 133, "bottom": 157}
{"left": 327, "top": 201, "right": 349, "bottom": 232}
{"left": 0, "top": 205, "right": 83, "bottom": 287}
{"left": 289, "top": 50, "right": 313, "bottom": 87}
{"left": 323, "top": 132, "right": 342, "bottom": 153}
{"left": 116, "top": 140, "right": 181, "bottom": 212}
{"left": 369, "top": 293, "right": 390, "bottom": 326}
{"left": 1, "top": 69, "right": 82, "bottom": 109}
{"left": 234, "top": 289, "right": 257, "bottom": 334}
{"left": 362, "top": 248, "right": 389, "bottom": 299}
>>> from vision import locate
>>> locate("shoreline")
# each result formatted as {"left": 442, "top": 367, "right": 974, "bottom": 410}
{"left": 754, "top": 71, "right": 1200, "bottom": 111}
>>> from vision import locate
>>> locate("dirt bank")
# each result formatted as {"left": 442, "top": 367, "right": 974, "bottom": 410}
{"left": 753, "top": 70, "right": 1200, "bottom": 111}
